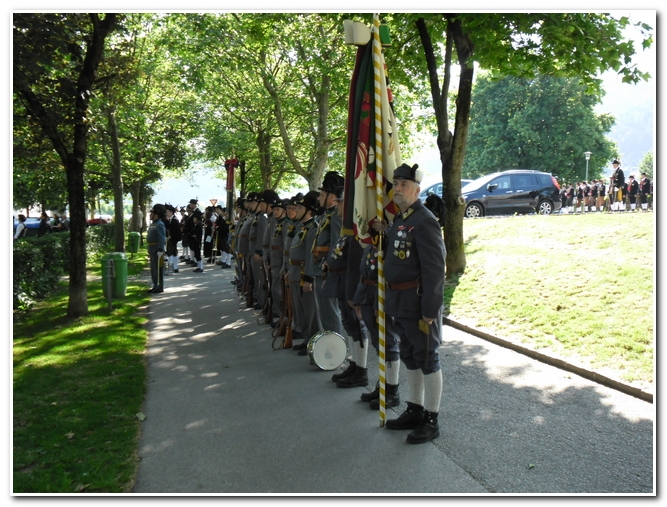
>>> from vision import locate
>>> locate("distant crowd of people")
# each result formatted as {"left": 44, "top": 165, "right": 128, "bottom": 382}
{"left": 144, "top": 200, "right": 232, "bottom": 293}
{"left": 13, "top": 211, "right": 69, "bottom": 240}
{"left": 559, "top": 161, "right": 653, "bottom": 214}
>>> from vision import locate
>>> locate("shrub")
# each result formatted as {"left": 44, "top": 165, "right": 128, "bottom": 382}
{"left": 13, "top": 224, "right": 117, "bottom": 311}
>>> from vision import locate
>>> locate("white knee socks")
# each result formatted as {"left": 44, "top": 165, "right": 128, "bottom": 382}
{"left": 423, "top": 370, "right": 443, "bottom": 413}
{"left": 406, "top": 368, "right": 424, "bottom": 406}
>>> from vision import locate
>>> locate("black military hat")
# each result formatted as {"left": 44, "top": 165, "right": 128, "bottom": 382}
{"left": 393, "top": 163, "right": 424, "bottom": 183}
{"left": 164, "top": 203, "right": 176, "bottom": 213}
{"left": 235, "top": 197, "right": 245, "bottom": 208}
{"left": 612, "top": 159, "right": 621, "bottom": 165}
{"left": 274, "top": 198, "right": 289, "bottom": 209}
{"left": 296, "top": 190, "right": 320, "bottom": 212}
{"left": 319, "top": 171, "right": 345, "bottom": 194}
{"left": 260, "top": 189, "right": 280, "bottom": 205}
{"left": 192, "top": 208, "right": 203, "bottom": 220}
{"left": 289, "top": 192, "right": 304, "bottom": 206}
{"left": 150, "top": 203, "right": 167, "bottom": 219}
{"left": 189, "top": 198, "right": 198, "bottom": 205}
{"left": 245, "top": 191, "right": 260, "bottom": 202}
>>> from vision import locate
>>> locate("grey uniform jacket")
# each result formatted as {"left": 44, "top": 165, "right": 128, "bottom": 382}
{"left": 288, "top": 217, "right": 317, "bottom": 284}
{"left": 269, "top": 216, "right": 287, "bottom": 270}
{"left": 237, "top": 214, "right": 253, "bottom": 256}
{"left": 384, "top": 200, "right": 446, "bottom": 320}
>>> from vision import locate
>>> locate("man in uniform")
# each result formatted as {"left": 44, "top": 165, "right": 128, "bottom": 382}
{"left": 231, "top": 198, "right": 247, "bottom": 287}
{"left": 627, "top": 175, "right": 639, "bottom": 212}
{"left": 289, "top": 191, "right": 323, "bottom": 354}
{"left": 639, "top": 173, "right": 651, "bottom": 212}
{"left": 308, "top": 172, "right": 346, "bottom": 340}
{"left": 238, "top": 193, "right": 259, "bottom": 305}
{"left": 147, "top": 204, "right": 167, "bottom": 293}
{"left": 282, "top": 194, "right": 304, "bottom": 341}
{"left": 164, "top": 204, "right": 182, "bottom": 274}
{"left": 268, "top": 197, "right": 288, "bottom": 325}
{"left": 253, "top": 189, "right": 280, "bottom": 313}
{"left": 383, "top": 163, "right": 446, "bottom": 445}
{"left": 181, "top": 199, "right": 199, "bottom": 264}
{"left": 611, "top": 160, "right": 625, "bottom": 212}
{"left": 190, "top": 208, "right": 204, "bottom": 272}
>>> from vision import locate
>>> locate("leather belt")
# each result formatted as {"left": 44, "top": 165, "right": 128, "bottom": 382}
{"left": 361, "top": 277, "right": 377, "bottom": 286}
{"left": 240, "top": 234, "right": 249, "bottom": 239}
{"left": 263, "top": 244, "right": 269, "bottom": 249}
{"left": 283, "top": 250, "right": 289, "bottom": 256}
{"left": 290, "top": 259, "right": 305, "bottom": 266}
{"left": 312, "top": 246, "right": 330, "bottom": 254}
{"left": 329, "top": 268, "right": 347, "bottom": 275}
{"left": 271, "top": 245, "right": 283, "bottom": 251}
{"left": 388, "top": 278, "right": 421, "bottom": 291}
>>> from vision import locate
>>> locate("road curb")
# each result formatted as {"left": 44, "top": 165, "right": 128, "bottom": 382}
{"left": 443, "top": 317, "right": 653, "bottom": 404}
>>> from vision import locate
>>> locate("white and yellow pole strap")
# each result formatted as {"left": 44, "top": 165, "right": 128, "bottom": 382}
{"left": 372, "top": 13, "right": 387, "bottom": 427}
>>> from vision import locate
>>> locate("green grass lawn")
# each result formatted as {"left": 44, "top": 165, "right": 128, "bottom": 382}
{"left": 447, "top": 211, "right": 654, "bottom": 387}
{"left": 13, "top": 252, "right": 150, "bottom": 493}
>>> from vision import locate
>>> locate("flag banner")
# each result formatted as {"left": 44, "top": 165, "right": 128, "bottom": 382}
{"left": 342, "top": 23, "right": 401, "bottom": 244}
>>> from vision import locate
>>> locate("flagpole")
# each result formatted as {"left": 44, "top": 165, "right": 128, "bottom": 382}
{"left": 372, "top": 13, "right": 387, "bottom": 427}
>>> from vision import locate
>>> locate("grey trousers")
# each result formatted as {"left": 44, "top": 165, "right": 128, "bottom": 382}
{"left": 314, "top": 276, "right": 344, "bottom": 335}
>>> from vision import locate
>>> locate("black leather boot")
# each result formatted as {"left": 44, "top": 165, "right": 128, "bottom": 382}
{"left": 385, "top": 401, "right": 424, "bottom": 430}
{"left": 331, "top": 361, "right": 356, "bottom": 382}
{"left": 336, "top": 366, "right": 368, "bottom": 388}
{"left": 360, "top": 381, "right": 379, "bottom": 402}
{"left": 370, "top": 383, "right": 400, "bottom": 410}
{"left": 406, "top": 410, "right": 440, "bottom": 444}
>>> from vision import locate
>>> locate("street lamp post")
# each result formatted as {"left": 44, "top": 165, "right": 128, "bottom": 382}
{"left": 584, "top": 151, "right": 592, "bottom": 182}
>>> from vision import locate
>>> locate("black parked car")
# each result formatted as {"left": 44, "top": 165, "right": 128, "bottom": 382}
{"left": 419, "top": 180, "right": 473, "bottom": 202}
{"left": 462, "top": 170, "right": 561, "bottom": 218}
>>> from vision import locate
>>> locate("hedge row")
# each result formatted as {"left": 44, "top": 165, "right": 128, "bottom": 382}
{"left": 13, "top": 224, "right": 118, "bottom": 311}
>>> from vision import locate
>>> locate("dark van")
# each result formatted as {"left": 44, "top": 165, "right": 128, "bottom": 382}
{"left": 462, "top": 170, "right": 561, "bottom": 218}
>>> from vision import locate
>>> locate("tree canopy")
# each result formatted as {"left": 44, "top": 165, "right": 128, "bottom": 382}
{"left": 462, "top": 73, "right": 617, "bottom": 183}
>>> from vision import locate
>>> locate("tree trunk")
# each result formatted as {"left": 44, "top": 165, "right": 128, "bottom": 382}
{"left": 256, "top": 129, "right": 272, "bottom": 189}
{"left": 129, "top": 179, "right": 143, "bottom": 233}
{"left": 417, "top": 16, "right": 474, "bottom": 278}
{"left": 108, "top": 108, "right": 125, "bottom": 252}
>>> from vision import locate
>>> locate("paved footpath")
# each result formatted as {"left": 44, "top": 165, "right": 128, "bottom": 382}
{"left": 132, "top": 260, "right": 654, "bottom": 495}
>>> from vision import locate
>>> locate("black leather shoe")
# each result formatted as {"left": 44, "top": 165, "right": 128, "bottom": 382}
{"left": 253, "top": 303, "right": 263, "bottom": 310}
{"left": 173, "top": 269, "right": 179, "bottom": 273}
{"left": 336, "top": 367, "right": 368, "bottom": 388}
{"left": 297, "top": 349, "right": 307, "bottom": 356}
{"left": 147, "top": 287, "right": 156, "bottom": 293}
{"left": 370, "top": 383, "right": 400, "bottom": 410}
{"left": 406, "top": 411, "right": 440, "bottom": 444}
{"left": 193, "top": 268, "right": 204, "bottom": 273}
{"left": 292, "top": 341, "right": 307, "bottom": 350}
{"left": 361, "top": 381, "right": 379, "bottom": 402}
{"left": 332, "top": 361, "right": 356, "bottom": 382}
{"left": 385, "top": 402, "right": 424, "bottom": 430}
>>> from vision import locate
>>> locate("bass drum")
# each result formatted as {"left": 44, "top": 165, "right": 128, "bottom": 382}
{"left": 307, "top": 331, "right": 347, "bottom": 371}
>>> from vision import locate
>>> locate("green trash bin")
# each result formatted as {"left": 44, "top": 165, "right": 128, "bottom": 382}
{"left": 128, "top": 232, "right": 140, "bottom": 254}
{"left": 101, "top": 252, "right": 128, "bottom": 299}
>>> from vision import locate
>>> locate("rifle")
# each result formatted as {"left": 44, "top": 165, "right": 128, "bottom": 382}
{"left": 258, "top": 259, "right": 273, "bottom": 325}
{"left": 272, "top": 274, "right": 293, "bottom": 350}
{"left": 241, "top": 255, "right": 254, "bottom": 307}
